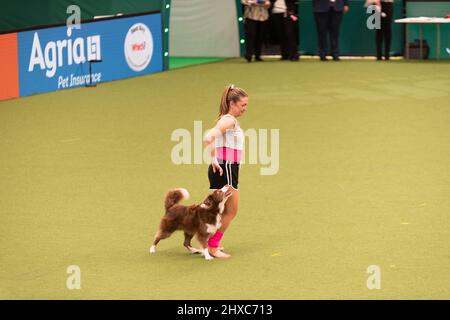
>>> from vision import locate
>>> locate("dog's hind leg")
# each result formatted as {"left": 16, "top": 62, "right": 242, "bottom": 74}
{"left": 150, "top": 229, "right": 173, "bottom": 254}
{"left": 196, "top": 233, "right": 214, "bottom": 260}
{"left": 184, "top": 232, "right": 201, "bottom": 254}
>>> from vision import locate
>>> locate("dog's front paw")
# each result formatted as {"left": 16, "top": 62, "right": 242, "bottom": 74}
{"left": 202, "top": 248, "right": 214, "bottom": 260}
{"left": 149, "top": 245, "right": 156, "bottom": 254}
{"left": 187, "top": 246, "right": 201, "bottom": 254}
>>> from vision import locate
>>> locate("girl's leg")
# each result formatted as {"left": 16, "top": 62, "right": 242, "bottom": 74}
{"left": 208, "top": 188, "right": 239, "bottom": 257}
{"left": 219, "top": 188, "right": 239, "bottom": 232}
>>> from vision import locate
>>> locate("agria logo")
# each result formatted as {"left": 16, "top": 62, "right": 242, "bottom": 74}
{"left": 124, "top": 23, "right": 153, "bottom": 72}
{"left": 27, "top": 30, "right": 101, "bottom": 78}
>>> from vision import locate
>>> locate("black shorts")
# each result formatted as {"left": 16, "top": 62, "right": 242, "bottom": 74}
{"left": 208, "top": 161, "right": 240, "bottom": 190}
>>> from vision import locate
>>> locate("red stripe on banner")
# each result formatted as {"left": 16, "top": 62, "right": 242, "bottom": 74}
{"left": 0, "top": 33, "right": 19, "bottom": 101}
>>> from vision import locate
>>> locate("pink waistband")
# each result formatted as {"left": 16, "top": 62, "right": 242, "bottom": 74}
{"left": 216, "top": 147, "right": 241, "bottom": 163}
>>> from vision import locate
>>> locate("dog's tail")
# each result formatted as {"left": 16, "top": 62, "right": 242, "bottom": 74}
{"left": 165, "top": 188, "right": 190, "bottom": 211}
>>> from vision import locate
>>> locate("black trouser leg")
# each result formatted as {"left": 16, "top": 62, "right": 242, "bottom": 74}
{"left": 328, "top": 8, "right": 343, "bottom": 58}
{"left": 382, "top": 2, "right": 393, "bottom": 59}
{"left": 376, "top": 28, "right": 383, "bottom": 59}
{"left": 314, "top": 12, "right": 329, "bottom": 58}
{"left": 244, "top": 18, "right": 257, "bottom": 60}
{"left": 272, "top": 13, "right": 288, "bottom": 58}
{"left": 254, "top": 20, "right": 264, "bottom": 58}
{"left": 284, "top": 16, "right": 298, "bottom": 59}
{"left": 271, "top": 14, "right": 286, "bottom": 58}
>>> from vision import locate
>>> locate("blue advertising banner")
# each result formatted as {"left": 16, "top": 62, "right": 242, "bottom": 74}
{"left": 17, "top": 13, "right": 163, "bottom": 97}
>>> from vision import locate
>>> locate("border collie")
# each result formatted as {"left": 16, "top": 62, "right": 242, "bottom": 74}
{"left": 149, "top": 185, "right": 232, "bottom": 260}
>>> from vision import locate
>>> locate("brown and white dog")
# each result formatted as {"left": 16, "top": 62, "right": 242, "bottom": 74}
{"left": 149, "top": 185, "right": 232, "bottom": 260}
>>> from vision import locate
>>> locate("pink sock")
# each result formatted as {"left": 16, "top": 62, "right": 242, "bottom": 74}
{"left": 208, "top": 231, "right": 224, "bottom": 248}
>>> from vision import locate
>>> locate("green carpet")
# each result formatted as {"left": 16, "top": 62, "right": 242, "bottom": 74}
{"left": 1, "top": 58, "right": 450, "bottom": 299}
{"left": 169, "top": 57, "right": 225, "bottom": 69}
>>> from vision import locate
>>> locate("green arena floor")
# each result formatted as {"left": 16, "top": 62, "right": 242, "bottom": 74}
{"left": 1, "top": 58, "right": 450, "bottom": 299}
{"left": 169, "top": 56, "right": 225, "bottom": 69}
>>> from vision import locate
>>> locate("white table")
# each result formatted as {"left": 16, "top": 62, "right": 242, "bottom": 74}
{"left": 395, "top": 17, "right": 450, "bottom": 60}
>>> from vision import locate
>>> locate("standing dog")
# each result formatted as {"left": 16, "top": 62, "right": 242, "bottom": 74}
{"left": 149, "top": 185, "right": 232, "bottom": 260}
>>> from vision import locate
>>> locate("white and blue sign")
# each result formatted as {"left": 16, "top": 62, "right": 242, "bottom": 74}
{"left": 17, "top": 13, "right": 163, "bottom": 97}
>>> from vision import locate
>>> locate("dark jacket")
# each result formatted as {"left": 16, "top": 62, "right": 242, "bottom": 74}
{"left": 312, "top": 0, "right": 349, "bottom": 13}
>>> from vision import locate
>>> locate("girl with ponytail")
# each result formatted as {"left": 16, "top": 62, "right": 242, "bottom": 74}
{"left": 204, "top": 84, "right": 248, "bottom": 258}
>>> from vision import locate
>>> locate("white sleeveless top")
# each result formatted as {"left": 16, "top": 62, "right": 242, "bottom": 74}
{"left": 215, "top": 114, "right": 244, "bottom": 151}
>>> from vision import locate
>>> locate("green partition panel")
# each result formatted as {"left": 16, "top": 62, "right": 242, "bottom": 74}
{"left": 0, "top": 0, "right": 165, "bottom": 32}
{"left": 406, "top": 1, "right": 450, "bottom": 59}
{"left": 299, "top": 0, "right": 404, "bottom": 56}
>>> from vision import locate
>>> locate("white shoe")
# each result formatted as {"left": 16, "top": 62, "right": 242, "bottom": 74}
{"left": 209, "top": 249, "right": 231, "bottom": 258}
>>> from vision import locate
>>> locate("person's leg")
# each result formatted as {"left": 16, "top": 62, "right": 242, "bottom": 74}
{"left": 254, "top": 21, "right": 264, "bottom": 60}
{"left": 284, "top": 15, "right": 299, "bottom": 60}
{"left": 244, "top": 18, "right": 256, "bottom": 61}
{"left": 280, "top": 16, "right": 291, "bottom": 59}
{"left": 383, "top": 2, "right": 394, "bottom": 60}
{"left": 314, "top": 12, "right": 328, "bottom": 60}
{"left": 208, "top": 188, "right": 239, "bottom": 257}
{"left": 272, "top": 13, "right": 287, "bottom": 59}
{"left": 376, "top": 24, "right": 383, "bottom": 60}
{"left": 379, "top": 4, "right": 388, "bottom": 60}
{"left": 219, "top": 188, "right": 239, "bottom": 232}
{"left": 329, "top": 8, "right": 343, "bottom": 60}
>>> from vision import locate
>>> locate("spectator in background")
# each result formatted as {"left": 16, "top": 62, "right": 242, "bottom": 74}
{"left": 312, "top": 0, "right": 349, "bottom": 61}
{"left": 375, "top": 0, "right": 394, "bottom": 60}
{"left": 270, "top": 0, "right": 299, "bottom": 61}
{"left": 242, "top": 0, "right": 271, "bottom": 62}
